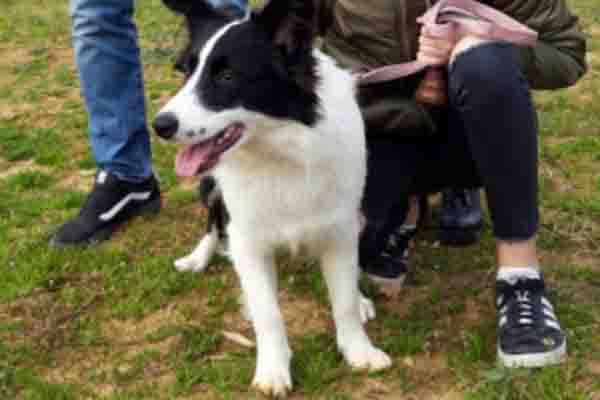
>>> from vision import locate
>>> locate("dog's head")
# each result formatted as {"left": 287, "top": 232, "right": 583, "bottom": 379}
{"left": 153, "top": 0, "right": 320, "bottom": 177}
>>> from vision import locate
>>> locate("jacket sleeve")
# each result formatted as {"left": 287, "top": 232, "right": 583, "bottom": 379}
{"left": 315, "top": 0, "right": 338, "bottom": 36}
{"left": 494, "top": 0, "right": 587, "bottom": 90}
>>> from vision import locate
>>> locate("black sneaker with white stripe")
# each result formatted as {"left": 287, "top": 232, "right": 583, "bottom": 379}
{"left": 362, "top": 224, "right": 418, "bottom": 295}
{"left": 50, "top": 170, "right": 161, "bottom": 247}
{"left": 496, "top": 276, "right": 566, "bottom": 367}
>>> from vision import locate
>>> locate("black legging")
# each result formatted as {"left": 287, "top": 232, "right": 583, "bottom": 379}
{"left": 361, "top": 42, "right": 539, "bottom": 262}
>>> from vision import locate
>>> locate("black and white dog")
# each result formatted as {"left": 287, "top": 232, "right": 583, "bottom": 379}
{"left": 153, "top": 0, "right": 391, "bottom": 396}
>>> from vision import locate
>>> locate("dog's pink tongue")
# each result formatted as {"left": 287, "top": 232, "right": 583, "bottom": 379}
{"left": 175, "top": 144, "right": 211, "bottom": 178}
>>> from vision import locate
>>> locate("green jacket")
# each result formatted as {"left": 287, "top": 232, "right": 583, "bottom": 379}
{"left": 317, "top": 0, "right": 587, "bottom": 136}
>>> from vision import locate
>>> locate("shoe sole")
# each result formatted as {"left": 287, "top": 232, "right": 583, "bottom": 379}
{"left": 50, "top": 196, "right": 161, "bottom": 248}
{"left": 498, "top": 339, "right": 567, "bottom": 368}
{"left": 365, "top": 273, "right": 406, "bottom": 298}
{"left": 438, "top": 226, "right": 482, "bottom": 247}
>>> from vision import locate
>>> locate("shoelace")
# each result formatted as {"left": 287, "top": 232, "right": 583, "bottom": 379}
{"left": 381, "top": 225, "right": 417, "bottom": 260}
{"left": 512, "top": 289, "right": 535, "bottom": 327}
{"left": 443, "top": 189, "right": 471, "bottom": 210}
{"left": 498, "top": 279, "right": 547, "bottom": 331}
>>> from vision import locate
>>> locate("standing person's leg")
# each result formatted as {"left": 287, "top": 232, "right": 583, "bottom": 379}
{"left": 51, "top": 0, "right": 161, "bottom": 248}
{"left": 53, "top": 0, "right": 248, "bottom": 248}
{"left": 209, "top": 0, "right": 248, "bottom": 15}
{"left": 448, "top": 39, "right": 566, "bottom": 367}
{"left": 71, "top": 0, "right": 151, "bottom": 182}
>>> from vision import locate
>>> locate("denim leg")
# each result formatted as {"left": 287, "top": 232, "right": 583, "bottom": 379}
{"left": 448, "top": 42, "right": 539, "bottom": 241}
{"left": 70, "top": 0, "right": 151, "bottom": 183}
{"left": 70, "top": 0, "right": 247, "bottom": 183}
{"left": 208, "top": 0, "right": 248, "bottom": 16}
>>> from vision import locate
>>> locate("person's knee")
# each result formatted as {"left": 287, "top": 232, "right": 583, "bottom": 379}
{"left": 448, "top": 39, "right": 525, "bottom": 105}
{"left": 449, "top": 36, "right": 493, "bottom": 66}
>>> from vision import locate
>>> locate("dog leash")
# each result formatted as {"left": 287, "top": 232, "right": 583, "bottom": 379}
{"left": 358, "top": 0, "right": 538, "bottom": 85}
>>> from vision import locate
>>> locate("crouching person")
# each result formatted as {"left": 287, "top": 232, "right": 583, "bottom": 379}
{"left": 317, "top": 0, "right": 587, "bottom": 367}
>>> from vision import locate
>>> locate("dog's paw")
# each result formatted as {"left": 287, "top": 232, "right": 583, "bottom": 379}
{"left": 252, "top": 356, "right": 292, "bottom": 398}
{"left": 173, "top": 254, "right": 209, "bottom": 273}
{"left": 174, "top": 233, "right": 218, "bottom": 273}
{"left": 359, "top": 294, "right": 376, "bottom": 324}
{"left": 343, "top": 341, "right": 392, "bottom": 372}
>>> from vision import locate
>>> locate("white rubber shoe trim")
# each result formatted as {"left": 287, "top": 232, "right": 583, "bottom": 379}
{"left": 498, "top": 338, "right": 566, "bottom": 368}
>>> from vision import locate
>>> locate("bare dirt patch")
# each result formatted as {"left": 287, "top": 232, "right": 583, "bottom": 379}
{"left": 0, "top": 46, "right": 33, "bottom": 69}
{"left": 32, "top": 90, "right": 82, "bottom": 127}
{"left": 56, "top": 169, "right": 95, "bottom": 192}
{"left": 588, "top": 360, "right": 600, "bottom": 375}
{"left": 0, "top": 159, "right": 51, "bottom": 180}
{"left": 0, "top": 102, "right": 36, "bottom": 122}
{"left": 43, "top": 303, "right": 186, "bottom": 395}
{"left": 46, "top": 46, "right": 75, "bottom": 71}
{"left": 566, "top": 80, "right": 598, "bottom": 106}
{"left": 586, "top": 52, "right": 600, "bottom": 68}
{"left": 588, "top": 25, "right": 600, "bottom": 38}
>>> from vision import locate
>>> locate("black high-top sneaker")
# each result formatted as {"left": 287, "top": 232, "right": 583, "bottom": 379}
{"left": 50, "top": 170, "right": 161, "bottom": 247}
{"left": 362, "top": 223, "right": 418, "bottom": 296}
{"left": 496, "top": 275, "right": 567, "bottom": 367}
{"left": 439, "top": 188, "right": 483, "bottom": 246}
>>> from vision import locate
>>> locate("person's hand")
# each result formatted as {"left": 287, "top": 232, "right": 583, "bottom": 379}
{"left": 416, "top": 27, "right": 456, "bottom": 67}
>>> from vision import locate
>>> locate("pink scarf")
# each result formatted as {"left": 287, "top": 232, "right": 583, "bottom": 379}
{"left": 358, "top": 0, "right": 538, "bottom": 85}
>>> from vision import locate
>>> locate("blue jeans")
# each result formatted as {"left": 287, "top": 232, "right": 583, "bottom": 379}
{"left": 70, "top": 0, "right": 248, "bottom": 182}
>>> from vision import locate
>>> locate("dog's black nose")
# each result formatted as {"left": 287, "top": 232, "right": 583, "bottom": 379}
{"left": 153, "top": 112, "right": 179, "bottom": 140}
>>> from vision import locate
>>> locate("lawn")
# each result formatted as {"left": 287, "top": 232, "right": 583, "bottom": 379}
{"left": 0, "top": 0, "right": 599, "bottom": 399}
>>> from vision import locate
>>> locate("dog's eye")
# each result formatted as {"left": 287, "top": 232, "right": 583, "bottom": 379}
{"left": 215, "top": 68, "right": 235, "bottom": 84}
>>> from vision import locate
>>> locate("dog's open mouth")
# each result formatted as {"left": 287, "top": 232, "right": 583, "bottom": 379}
{"left": 175, "top": 122, "right": 245, "bottom": 177}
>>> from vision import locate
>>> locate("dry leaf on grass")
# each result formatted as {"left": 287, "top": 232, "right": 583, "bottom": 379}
{"left": 222, "top": 330, "right": 255, "bottom": 348}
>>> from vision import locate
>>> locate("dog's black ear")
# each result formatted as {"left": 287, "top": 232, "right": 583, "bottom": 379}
{"left": 174, "top": 43, "right": 193, "bottom": 74}
{"left": 162, "top": 0, "right": 216, "bottom": 16}
{"left": 254, "top": 0, "right": 317, "bottom": 57}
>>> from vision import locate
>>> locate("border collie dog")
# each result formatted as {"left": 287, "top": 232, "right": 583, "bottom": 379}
{"left": 153, "top": 0, "right": 391, "bottom": 396}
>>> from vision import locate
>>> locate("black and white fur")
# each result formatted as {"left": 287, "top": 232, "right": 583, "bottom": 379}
{"left": 154, "top": 0, "right": 391, "bottom": 396}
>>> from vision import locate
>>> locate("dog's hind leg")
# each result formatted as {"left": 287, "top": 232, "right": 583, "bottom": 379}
{"left": 174, "top": 229, "right": 218, "bottom": 272}
{"left": 229, "top": 236, "right": 292, "bottom": 398}
{"left": 175, "top": 177, "right": 228, "bottom": 273}
{"left": 357, "top": 211, "right": 376, "bottom": 323}
{"left": 321, "top": 232, "right": 391, "bottom": 371}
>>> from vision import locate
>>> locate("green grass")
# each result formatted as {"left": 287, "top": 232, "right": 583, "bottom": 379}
{"left": 0, "top": 0, "right": 599, "bottom": 398}
{"left": 0, "top": 123, "right": 67, "bottom": 166}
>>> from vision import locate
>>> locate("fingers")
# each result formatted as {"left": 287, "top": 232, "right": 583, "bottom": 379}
{"left": 417, "top": 30, "right": 456, "bottom": 67}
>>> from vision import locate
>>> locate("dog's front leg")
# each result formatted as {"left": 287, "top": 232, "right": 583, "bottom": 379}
{"left": 230, "top": 236, "right": 292, "bottom": 398}
{"left": 321, "top": 236, "right": 392, "bottom": 371}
